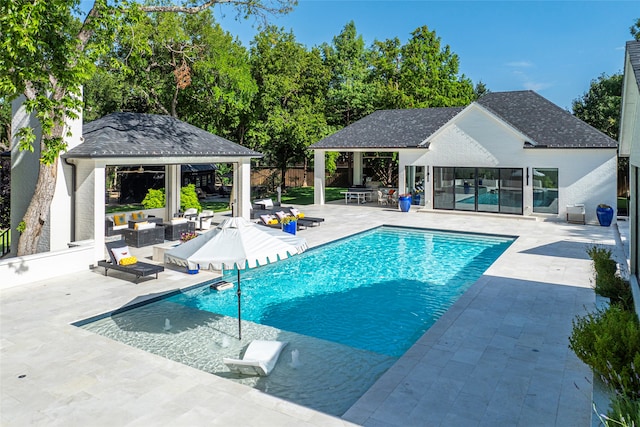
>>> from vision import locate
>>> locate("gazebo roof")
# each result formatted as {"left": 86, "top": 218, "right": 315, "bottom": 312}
{"left": 63, "top": 112, "right": 261, "bottom": 159}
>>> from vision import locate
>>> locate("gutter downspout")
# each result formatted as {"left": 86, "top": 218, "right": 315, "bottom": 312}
{"left": 63, "top": 157, "right": 76, "bottom": 242}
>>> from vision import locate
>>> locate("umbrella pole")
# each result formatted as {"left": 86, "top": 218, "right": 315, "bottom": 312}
{"left": 237, "top": 269, "right": 242, "bottom": 340}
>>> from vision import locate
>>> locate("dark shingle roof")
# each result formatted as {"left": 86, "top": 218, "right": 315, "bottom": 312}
{"left": 310, "top": 108, "right": 464, "bottom": 149}
{"left": 627, "top": 40, "right": 640, "bottom": 90}
{"left": 64, "top": 113, "right": 261, "bottom": 159}
{"left": 477, "top": 91, "right": 617, "bottom": 148}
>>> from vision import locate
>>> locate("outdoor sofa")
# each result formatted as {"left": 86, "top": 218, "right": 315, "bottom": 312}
{"left": 98, "top": 240, "right": 164, "bottom": 283}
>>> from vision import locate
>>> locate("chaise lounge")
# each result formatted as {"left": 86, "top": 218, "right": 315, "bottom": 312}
{"left": 97, "top": 241, "right": 164, "bottom": 283}
{"left": 223, "top": 340, "right": 288, "bottom": 376}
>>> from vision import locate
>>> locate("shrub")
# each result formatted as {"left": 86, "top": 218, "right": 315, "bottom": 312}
{"left": 569, "top": 305, "right": 640, "bottom": 399}
{"left": 180, "top": 184, "right": 201, "bottom": 213}
{"left": 141, "top": 188, "right": 165, "bottom": 209}
{"left": 602, "top": 394, "right": 640, "bottom": 426}
{"left": 587, "top": 245, "right": 633, "bottom": 310}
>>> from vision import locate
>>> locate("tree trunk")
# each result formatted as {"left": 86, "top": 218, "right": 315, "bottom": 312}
{"left": 302, "top": 157, "right": 308, "bottom": 187}
{"left": 17, "top": 158, "right": 59, "bottom": 256}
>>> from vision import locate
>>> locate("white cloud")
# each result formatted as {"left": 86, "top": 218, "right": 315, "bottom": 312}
{"left": 506, "top": 61, "right": 534, "bottom": 68}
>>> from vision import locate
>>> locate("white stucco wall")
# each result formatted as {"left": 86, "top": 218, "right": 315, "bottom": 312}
{"left": 400, "top": 105, "right": 618, "bottom": 223}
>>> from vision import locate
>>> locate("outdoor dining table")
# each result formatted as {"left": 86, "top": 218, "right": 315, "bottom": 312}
{"left": 340, "top": 190, "right": 372, "bottom": 204}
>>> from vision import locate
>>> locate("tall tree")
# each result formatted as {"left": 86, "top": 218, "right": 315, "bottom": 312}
{"left": 0, "top": 0, "right": 295, "bottom": 256}
{"left": 368, "top": 37, "right": 404, "bottom": 109}
{"left": 572, "top": 73, "right": 623, "bottom": 141}
{"left": 247, "top": 26, "right": 329, "bottom": 188}
{"left": 322, "top": 21, "right": 376, "bottom": 127}
{"left": 631, "top": 17, "right": 640, "bottom": 40}
{"left": 398, "top": 26, "right": 474, "bottom": 108}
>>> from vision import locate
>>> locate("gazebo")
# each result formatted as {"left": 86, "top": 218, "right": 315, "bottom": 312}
{"left": 62, "top": 112, "right": 262, "bottom": 264}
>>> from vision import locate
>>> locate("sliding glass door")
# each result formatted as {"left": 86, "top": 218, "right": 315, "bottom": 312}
{"left": 433, "top": 167, "right": 523, "bottom": 215}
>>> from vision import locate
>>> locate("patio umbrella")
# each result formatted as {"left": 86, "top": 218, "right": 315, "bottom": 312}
{"left": 165, "top": 217, "right": 308, "bottom": 339}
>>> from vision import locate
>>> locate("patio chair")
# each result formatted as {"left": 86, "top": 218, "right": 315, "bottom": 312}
{"left": 196, "top": 210, "right": 214, "bottom": 230}
{"left": 97, "top": 241, "right": 164, "bottom": 283}
{"left": 259, "top": 214, "right": 281, "bottom": 229}
{"left": 223, "top": 340, "right": 288, "bottom": 376}
{"left": 289, "top": 208, "right": 324, "bottom": 226}
{"left": 377, "top": 190, "right": 388, "bottom": 206}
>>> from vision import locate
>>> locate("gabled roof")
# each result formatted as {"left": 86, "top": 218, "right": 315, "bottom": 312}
{"left": 627, "top": 40, "right": 640, "bottom": 90}
{"left": 64, "top": 113, "right": 261, "bottom": 159}
{"left": 310, "top": 91, "right": 617, "bottom": 150}
{"left": 476, "top": 91, "right": 617, "bottom": 148}
{"left": 310, "top": 107, "right": 464, "bottom": 149}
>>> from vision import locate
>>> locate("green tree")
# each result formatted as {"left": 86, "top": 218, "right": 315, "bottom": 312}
{"left": 631, "top": 17, "right": 640, "bottom": 40}
{"left": 398, "top": 26, "right": 474, "bottom": 108}
{"left": 322, "top": 21, "right": 376, "bottom": 127}
{"left": 369, "top": 37, "right": 405, "bottom": 109}
{"left": 248, "top": 26, "right": 329, "bottom": 188}
{"left": 1, "top": 0, "right": 295, "bottom": 256}
{"left": 572, "top": 73, "right": 622, "bottom": 141}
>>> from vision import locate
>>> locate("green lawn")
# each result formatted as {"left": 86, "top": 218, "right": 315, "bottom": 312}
{"left": 105, "top": 187, "right": 346, "bottom": 214}
{"left": 274, "top": 186, "right": 346, "bottom": 205}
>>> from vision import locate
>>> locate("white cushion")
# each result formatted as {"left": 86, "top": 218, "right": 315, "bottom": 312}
{"left": 255, "top": 199, "right": 274, "bottom": 209}
{"left": 171, "top": 218, "right": 188, "bottom": 225}
{"left": 137, "top": 222, "right": 156, "bottom": 230}
{"left": 111, "top": 246, "right": 131, "bottom": 264}
{"left": 274, "top": 211, "right": 287, "bottom": 220}
{"left": 290, "top": 208, "right": 301, "bottom": 216}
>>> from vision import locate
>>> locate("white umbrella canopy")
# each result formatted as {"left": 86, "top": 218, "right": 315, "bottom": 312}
{"left": 164, "top": 216, "right": 308, "bottom": 339}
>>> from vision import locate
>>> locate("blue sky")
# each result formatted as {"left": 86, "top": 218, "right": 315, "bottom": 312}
{"left": 215, "top": 0, "right": 638, "bottom": 110}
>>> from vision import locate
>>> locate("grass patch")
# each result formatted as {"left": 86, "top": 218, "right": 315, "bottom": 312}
{"left": 273, "top": 187, "right": 346, "bottom": 205}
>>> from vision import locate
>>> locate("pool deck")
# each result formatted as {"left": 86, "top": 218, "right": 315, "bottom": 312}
{"left": 1, "top": 204, "right": 629, "bottom": 426}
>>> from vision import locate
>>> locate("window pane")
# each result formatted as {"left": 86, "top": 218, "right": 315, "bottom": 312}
{"left": 477, "top": 168, "right": 499, "bottom": 213}
{"left": 499, "top": 169, "right": 523, "bottom": 214}
{"left": 532, "top": 168, "right": 558, "bottom": 213}
{"left": 433, "top": 167, "right": 454, "bottom": 209}
{"left": 454, "top": 168, "right": 476, "bottom": 211}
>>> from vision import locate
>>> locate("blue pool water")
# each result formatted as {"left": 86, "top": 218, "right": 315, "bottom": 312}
{"left": 78, "top": 226, "right": 514, "bottom": 415}
{"left": 167, "top": 226, "right": 514, "bottom": 357}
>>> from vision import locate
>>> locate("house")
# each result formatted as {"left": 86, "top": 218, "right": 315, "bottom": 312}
{"left": 619, "top": 40, "right": 640, "bottom": 313}
{"left": 4, "top": 107, "right": 261, "bottom": 287}
{"left": 310, "top": 90, "right": 618, "bottom": 224}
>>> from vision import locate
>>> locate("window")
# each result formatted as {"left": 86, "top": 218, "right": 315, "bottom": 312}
{"left": 433, "top": 167, "right": 523, "bottom": 215}
{"left": 532, "top": 168, "right": 558, "bottom": 214}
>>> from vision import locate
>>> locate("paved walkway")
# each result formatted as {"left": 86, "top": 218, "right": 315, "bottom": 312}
{"left": 1, "top": 204, "right": 626, "bottom": 426}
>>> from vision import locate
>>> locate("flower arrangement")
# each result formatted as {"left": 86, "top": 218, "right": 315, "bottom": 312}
{"left": 280, "top": 215, "right": 296, "bottom": 225}
{"left": 180, "top": 231, "right": 198, "bottom": 243}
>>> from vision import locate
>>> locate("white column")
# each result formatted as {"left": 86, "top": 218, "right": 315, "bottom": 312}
{"left": 165, "top": 164, "right": 181, "bottom": 218}
{"left": 235, "top": 158, "right": 251, "bottom": 219}
{"left": 353, "top": 152, "right": 363, "bottom": 186}
{"left": 314, "top": 150, "right": 325, "bottom": 205}
{"left": 92, "top": 164, "right": 106, "bottom": 264}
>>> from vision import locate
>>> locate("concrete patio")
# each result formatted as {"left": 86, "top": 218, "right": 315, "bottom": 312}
{"left": 1, "top": 204, "right": 627, "bottom": 426}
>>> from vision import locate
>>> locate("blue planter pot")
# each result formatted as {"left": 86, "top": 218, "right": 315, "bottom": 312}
{"left": 398, "top": 195, "right": 412, "bottom": 212}
{"left": 282, "top": 221, "right": 297, "bottom": 235}
{"left": 187, "top": 264, "right": 200, "bottom": 274}
{"left": 596, "top": 206, "right": 614, "bottom": 227}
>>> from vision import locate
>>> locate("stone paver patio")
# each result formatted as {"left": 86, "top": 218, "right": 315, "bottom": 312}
{"left": 1, "top": 204, "right": 626, "bottom": 426}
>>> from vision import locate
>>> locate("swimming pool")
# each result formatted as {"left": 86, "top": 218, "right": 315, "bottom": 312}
{"left": 77, "top": 226, "right": 514, "bottom": 415}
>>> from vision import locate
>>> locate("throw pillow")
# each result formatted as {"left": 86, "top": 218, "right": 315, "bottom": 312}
{"left": 133, "top": 221, "right": 148, "bottom": 230}
{"left": 113, "top": 214, "right": 126, "bottom": 226}
{"left": 119, "top": 256, "right": 138, "bottom": 266}
{"left": 131, "top": 211, "right": 144, "bottom": 221}
{"left": 111, "top": 246, "right": 131, "bottom": 264}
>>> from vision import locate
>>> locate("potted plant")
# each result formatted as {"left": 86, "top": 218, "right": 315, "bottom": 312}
{"left": 281, "top": 215, "right": 297, "bottom": 235}
{"left": 596, "top": 203, "right": 614, "bottom": 227}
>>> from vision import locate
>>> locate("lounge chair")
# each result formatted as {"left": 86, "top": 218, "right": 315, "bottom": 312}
{"left": 97, "top": 241, "right": 164, "bottom": 283}
{"left": 289, "top": 208, "right": 324, "bottom": 226}
{"left": 223, "top": 340, "right": 288, "bottom": 376}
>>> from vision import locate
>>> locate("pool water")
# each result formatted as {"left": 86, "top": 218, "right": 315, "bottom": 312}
{"left": 168, "top": 226, "right": 514, "bottom": 357}
{"left": 77, "top": 226, "right": 514, "bottom": 416}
